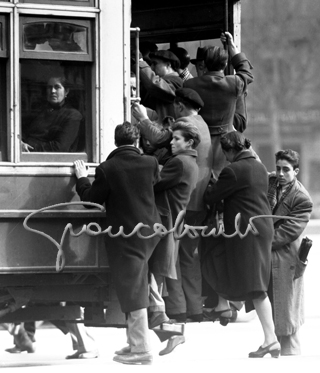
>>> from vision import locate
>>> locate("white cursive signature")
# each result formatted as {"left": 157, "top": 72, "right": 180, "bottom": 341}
{"left": 23, "top": 202, "right": 307, "bottom": 272}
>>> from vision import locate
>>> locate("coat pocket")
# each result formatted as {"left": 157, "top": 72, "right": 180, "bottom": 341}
{"left": 293, "top": 258, "right": 307, "bottom": 280}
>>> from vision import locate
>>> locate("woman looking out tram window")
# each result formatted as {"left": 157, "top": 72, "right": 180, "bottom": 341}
{"left": 21, "top": 75, "right": 82, "bottom": 153}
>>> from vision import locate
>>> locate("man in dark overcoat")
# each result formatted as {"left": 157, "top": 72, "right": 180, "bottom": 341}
{"left": 74, "top": 122, "right": 161, "bottom": 365}
{"left": 184, "top": 32, "right": 253, "bottom": 177}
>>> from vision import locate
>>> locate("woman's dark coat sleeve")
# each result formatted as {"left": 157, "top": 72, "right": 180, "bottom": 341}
{"left": 204, "top": 166, "right": 237, "bottom": 206}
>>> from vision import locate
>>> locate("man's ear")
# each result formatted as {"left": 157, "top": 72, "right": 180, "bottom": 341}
{"left": 133, "top": 138, "right": 140, "bottom": 148}
{"left": 295, "top": 168, "right": 300, "bottom": 176}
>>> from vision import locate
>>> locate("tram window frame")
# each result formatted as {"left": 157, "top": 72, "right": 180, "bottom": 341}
{"left": 20, "top": 60, "right": 92, "bottom": 163}
{"left": 19, "top": 0, "right": 95, "bottom": 6}
{"left": 0, "top": 15, "right": 8, "bottom": 58}
{"left": 20, "top": 17, "right": 93, "bottom": 62}
{"left": 0, "top": 15, "right": 8, "bottom": 161}
{"left": 19, "top": 16, "right": 94, "bottom": 163}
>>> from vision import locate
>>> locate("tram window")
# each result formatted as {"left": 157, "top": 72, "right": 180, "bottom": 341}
{"left": 0, "top": 16, "right": 8, "bottom": 161}
{"left": 0, "top": 15, "right": 8, "bottom": 58}
{"left": 20, "top": 17, "right": 93, "bottom": 62}
{"left": 156, "top": 39, "right": 220, "bottom": 77}
{"left": 0, "top": 61, "right": 7, "bottom": 162}
{"left": 20, "top": 0, "right": 95, "bottom": 6}
{"left": 20, "top": 60, "right": 91, "bottom": 161}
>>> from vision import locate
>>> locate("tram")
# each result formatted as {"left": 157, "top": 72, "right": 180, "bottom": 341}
{"left": 0, "top": 0, "right": 241, "bottom": 326}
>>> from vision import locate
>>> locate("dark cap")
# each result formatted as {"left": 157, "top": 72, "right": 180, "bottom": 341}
{"left": 190, "top": 46, "right": 209, "bottom": 64}
{"left": 175, "top": 88, "right": 204, "bottom": 109}
{"left": 149, "top": 50, "right": 181, "bottom": 68}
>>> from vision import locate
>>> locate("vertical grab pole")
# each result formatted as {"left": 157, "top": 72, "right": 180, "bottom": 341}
{"left": 135, "top": 28, "right": 140, "bottom": 100}
{"left": 130, "top": 27, "right": 141, "bottom": 105}
{"left": 225, "top": 0, "right": 231, "bottom": 75}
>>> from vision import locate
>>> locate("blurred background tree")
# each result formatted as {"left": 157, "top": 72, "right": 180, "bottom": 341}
{"left": 241, "top": 0, "right": 320, "bottom": 216}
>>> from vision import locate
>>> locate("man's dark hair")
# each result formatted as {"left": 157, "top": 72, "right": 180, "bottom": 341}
{"left": 275, "top": 149, "right": 300, "bottom": 169}
{"left": 204, "top": 46, "right": 228, "bottom": 71}
{"left": 114, "top": 121, "right": 140, "bottom": 147}
{"left": 169, "top": 47, "right": 191, "bottom": 69}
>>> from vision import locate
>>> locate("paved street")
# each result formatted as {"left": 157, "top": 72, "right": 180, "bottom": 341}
{"left": 0, "top": 224, "right": 319, "bottom": 372}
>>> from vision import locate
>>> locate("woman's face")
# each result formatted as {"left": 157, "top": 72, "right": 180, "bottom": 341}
{"left": 46, "top": 77, "right": 68, "bottom": 105}
{"left": 170, "top": 130, "right": 192, "bottom": 155}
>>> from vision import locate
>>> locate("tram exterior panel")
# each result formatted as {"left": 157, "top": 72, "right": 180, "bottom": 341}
{"left": 0, "top": 0, "right": 240, "bottom": 325}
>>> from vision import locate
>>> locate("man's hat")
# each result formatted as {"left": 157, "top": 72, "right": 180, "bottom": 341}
{"left": 175, "top": 88, "right": 204, "bottom": 109}
{"left": 190, "top": 46, "right": 209, "bottom": 64}
{"left": 149, "top": 50, "right": 181, "bottom": 68}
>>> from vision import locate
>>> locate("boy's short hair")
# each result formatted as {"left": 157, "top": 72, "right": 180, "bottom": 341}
{"left": 275, "top": 149, "right": 300, "bottom": 169}
{"left": 171, "top": 122, "right": 201, "bottom": 149}
{"left": 115, "top": 121, "right": 140, "bottom": 147}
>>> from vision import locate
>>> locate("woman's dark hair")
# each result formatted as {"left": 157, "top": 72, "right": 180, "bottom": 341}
{"left": 204, "top": 46, "right": 228, "bottom": 71}
{"left": 114, "top": 121, "right": 140, "bottom": 146}
{"left": 171, "top": 122, "right": 201, "bottom": 149}
{"left": 48, "top": 75, "right": 70, "bottom": 89}
{"left": 275, "top": 149, "right": 300, "bottom": 169}
{"left": 220, "top": 131, "right": 251, "bottom": 152}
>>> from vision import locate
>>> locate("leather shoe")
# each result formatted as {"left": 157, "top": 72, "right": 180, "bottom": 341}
{"left": 66, "top": 350, "right": 99, "bottom": 359}
{"left": 5, "top": 345, "right": 35, "bottom": 354}
{"left": 249, "top": 341, "right": 280, "bottom": 358}
{"left": 5, "top": 343, "right": 35, "bottom": 354}
{"left": 114, "top": 345, "right": 131, "bottom": 355}
{"left": 113, "top": 352, "right": 153, "bottom": 365}
{"left": 159, "top": 335, "right": 186, "bottom": 356}
{"left": 186, "top": 314, "right": 203, "bottom": 323}
{"left": 167, "top": 313, "right": 187, "bottom": 323}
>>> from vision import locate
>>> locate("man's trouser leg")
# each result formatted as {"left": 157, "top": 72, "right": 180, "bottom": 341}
{"left": 278, "top": 330, "right": 301, "bottom": 356}
{"left": 127, "top": 308, "right": 151, "bottom": 353}
{"left": 64, "top": 322, "right": 97, "bottom": 353}
{"left": 148, "top": 272, "right": 166, "bottom": 313}
{"left": 164, "top": 258, "right": 186, "bottom": 316}
{"left": 179, "top": 211, "right": 205, "bottom": 316}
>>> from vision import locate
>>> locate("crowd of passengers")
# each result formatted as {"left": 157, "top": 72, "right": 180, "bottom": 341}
{"left": 7, "top": 32, "right": 313, "bottom": 366}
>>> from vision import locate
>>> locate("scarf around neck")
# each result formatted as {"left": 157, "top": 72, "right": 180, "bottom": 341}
{"left": 268, "top": 177, "right": 295, "bottom": 213}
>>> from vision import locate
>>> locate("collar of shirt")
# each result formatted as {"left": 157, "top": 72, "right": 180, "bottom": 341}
{"left": 179, "top": 68, "right": 193, "bottom": 81}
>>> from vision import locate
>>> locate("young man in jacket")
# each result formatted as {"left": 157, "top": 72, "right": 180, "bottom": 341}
{"left": 267, "top": 149, "right": 313, "bottom": 355}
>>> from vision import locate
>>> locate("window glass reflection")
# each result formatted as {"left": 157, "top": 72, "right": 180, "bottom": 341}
{"left": 23, "top": 22, "right": 87, "bottom": 53}
{"left": 21, "top": 61, "right": 89, "bottom": 153}
{"left": 0, "top": 61, "right": 7, "bottom": 161}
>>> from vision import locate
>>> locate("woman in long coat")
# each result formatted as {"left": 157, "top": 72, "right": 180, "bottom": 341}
{"left": 74, "top": 122, "right": 161, "bottom": 365}
{"left": 202, "top": 131, "right": 280, "bottom": 358}
{"left": 268, "top": 149, "right": 313, "bottom": 355}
